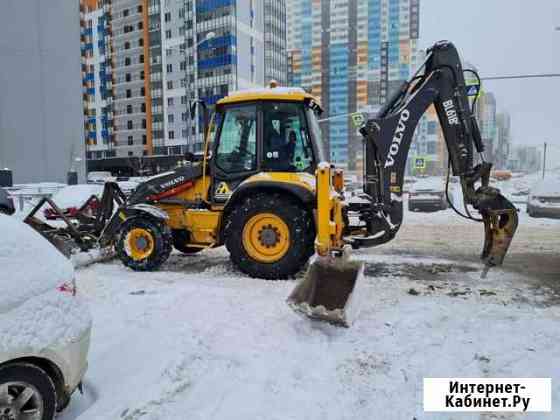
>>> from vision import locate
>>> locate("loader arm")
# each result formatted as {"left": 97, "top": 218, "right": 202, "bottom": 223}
{"left": 351, "top": 40, "right": 518, "bottom": 267}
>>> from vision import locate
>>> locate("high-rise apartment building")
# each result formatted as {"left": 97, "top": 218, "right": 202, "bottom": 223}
{"left": 287, "top": 0, "right": 420, "bottom": 168}
{"left": 81, "top": 0, "right": 287, "bottom": 163}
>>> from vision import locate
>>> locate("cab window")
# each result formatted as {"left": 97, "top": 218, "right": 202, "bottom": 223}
{"left": 215, "top": 105, "right": 257, "bottom": 173}
{"left": 262, "top": 102, "right": 315, "bottom": 172}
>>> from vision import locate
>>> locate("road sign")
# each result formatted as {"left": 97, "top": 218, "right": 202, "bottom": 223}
{"left": 351, "top": 112, "right": 366, "bottom": 128}
{"left": 415, "top": 157, "right": 426, "bottom": 169}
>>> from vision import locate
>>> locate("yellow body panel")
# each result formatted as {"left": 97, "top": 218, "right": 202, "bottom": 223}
{"left": 239, "top": 171, "right": 316, "bottom": 194}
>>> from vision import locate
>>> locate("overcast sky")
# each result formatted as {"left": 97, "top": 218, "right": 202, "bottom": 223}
{"left": 420, "top": 0, "right": 560, "bottom": 163}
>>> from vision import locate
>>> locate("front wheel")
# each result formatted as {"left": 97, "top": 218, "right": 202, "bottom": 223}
{"left": 116, "top": 217, "right": 172, "bottom": 271}
{"left": 0, "top": 363, "right": 57, "bottom": 420}
{"left": 225, "top": 193, "right": 315, "bottom": 280}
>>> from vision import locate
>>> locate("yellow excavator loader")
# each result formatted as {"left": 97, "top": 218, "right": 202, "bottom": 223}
{"left": 114, "top": 41, "right": 518, "bottom": 327}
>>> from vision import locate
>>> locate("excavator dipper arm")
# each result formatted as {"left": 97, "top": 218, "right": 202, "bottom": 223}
{"left": 350, "top": 41, "right": 518, "bottom": 267}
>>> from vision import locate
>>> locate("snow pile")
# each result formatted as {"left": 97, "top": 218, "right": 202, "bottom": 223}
{"left": 0, "top": 215, "right": 74, "bottom": 312}
{"left": 50, "top": 185, "right": 104, "bottom": 209}
{"left": 59, "top": 248, "right": 560, "bottom": 420}
{"left": 0, "top": 290, "right": 91, "bottom": 353}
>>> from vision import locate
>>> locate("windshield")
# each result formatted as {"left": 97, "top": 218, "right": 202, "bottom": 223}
{"left": 305, "top": 106, "right": 326, "bottom": 162}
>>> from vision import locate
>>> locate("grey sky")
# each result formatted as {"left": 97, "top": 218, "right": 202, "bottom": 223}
{"left": 420, "top": 0, "right": 560, "bottom": 164}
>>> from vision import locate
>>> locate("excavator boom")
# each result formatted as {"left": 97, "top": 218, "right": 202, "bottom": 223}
{"left": 288, "top": 41, "right": 519, "bottom": 326}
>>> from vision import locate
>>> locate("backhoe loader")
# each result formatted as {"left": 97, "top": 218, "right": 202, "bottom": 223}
{"left": 75, "top": 41, "right": 517, "bottom": 327}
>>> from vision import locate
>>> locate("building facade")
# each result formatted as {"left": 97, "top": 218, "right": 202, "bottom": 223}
{"left": 81, "top": 0, "right": 287, "bottom": 161}
{"left": 0, "top": 0, "right": 85, "bottom": 183}
{"left": 287, "top": 0, "right": 420, "bottom": 168}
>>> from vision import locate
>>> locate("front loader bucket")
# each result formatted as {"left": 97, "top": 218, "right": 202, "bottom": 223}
{"left": 287, "top": 257, "right": 365, "bottom": 327}
{"left": 479, "top": 192, "right": 519, "bottom": 267}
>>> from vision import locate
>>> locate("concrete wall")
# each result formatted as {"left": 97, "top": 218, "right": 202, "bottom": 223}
{"left": 0, "top": 0, "right": 85, "bottom": 184}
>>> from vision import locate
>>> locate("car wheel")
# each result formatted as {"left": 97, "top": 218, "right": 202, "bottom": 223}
{"left": 116, "top": 217, "right": 173, "bottom": 271}
{"left": 0, "top": 363, "right": 57, "bottom": 420}
{"left": 225, "top": 193, "right": 315, "bottom": 280}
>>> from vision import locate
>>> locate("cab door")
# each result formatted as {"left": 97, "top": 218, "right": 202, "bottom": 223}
{"left": 210, "top": 103, "right": 260, "bottom": 204}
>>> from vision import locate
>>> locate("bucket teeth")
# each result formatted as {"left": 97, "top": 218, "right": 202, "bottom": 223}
{"left": 287, "top": 257, "right": 365, "bottom": 327}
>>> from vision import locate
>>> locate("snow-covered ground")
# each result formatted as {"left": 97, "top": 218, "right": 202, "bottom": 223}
{"left": 61, "top": 238, "right": 559, "bottom": 419}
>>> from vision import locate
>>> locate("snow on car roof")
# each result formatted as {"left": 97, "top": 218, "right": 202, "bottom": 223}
{"left": 51, "top": 184, "right": 104, "bottom": 209}
{"left": 530, "top": 177, "right": 560, "bottom": 196}
{"left": 411, "top": 177, "right": 445, "bottom": 191}
{"left": 0, "top": 215, "right": 73, "bottom": 312}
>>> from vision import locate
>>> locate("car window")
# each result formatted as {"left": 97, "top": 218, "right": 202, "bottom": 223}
{"left": 215, "top": 105, "right": 257, "bottom": 173}
{"left": 262, "top": 102, "right": 314, "bottom": 172}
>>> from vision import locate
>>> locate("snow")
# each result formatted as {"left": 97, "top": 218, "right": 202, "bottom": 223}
{"left": 50, "top": 184, "right": 104, "bottom": 209}
{"left": 410, "top": 177, "right": 445, "bottom": 192}
{"left": 59, "top": 246, "right": 560, "bottom": 420}
{"left": 0, "top": 290, "right": 91, "bottom": 354}
{"left": 0, "top": 215, "right": 74, "bottom": 313}
{"left": 530, "top": 177, "right": 560, "bottom": 197}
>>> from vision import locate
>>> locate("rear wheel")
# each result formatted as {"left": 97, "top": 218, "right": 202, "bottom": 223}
{"left": 172, "top": 230, "right": 203, "bottom": 254}
{"left": 225, "top": 193, "right": 315, "bottom": 279}
{"left": 0, "top": 363, "right": 57, "bottom": 420}
{"left": 116, "top": 217, "right": 172, "bottom": 271}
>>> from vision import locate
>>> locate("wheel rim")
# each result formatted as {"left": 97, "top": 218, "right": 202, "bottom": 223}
{"left": 242, "top": 213, "right": 290, "bottom": 263}
{"left": 125, "top": 228, "right": 155, "bottom": 261}
{"left": 0, "top": 382, "right": 44, "bottom": 420}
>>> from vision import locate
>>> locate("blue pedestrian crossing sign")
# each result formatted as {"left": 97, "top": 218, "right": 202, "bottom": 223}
{"left": 415, "top": 157, "right": 426, "bottom": 169}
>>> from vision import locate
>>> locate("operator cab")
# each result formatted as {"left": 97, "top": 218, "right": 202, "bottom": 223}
{"left": 207, "top": 87, "right": 324, "bottom": 202}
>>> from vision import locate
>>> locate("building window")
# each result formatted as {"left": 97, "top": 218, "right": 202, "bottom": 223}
{"left": 137, "top": 5, "right": 143, "bottom": 13}
{"left": 139, "top": 38, "right": 144, "bottom": 47}
{"left": 165, "top": 12, "right": 171, "bottom": 22}
{"left": 140, "top": 70, "right": 145, "bottom": 80}
{"left": 167, "top": 97, "right": 174, "bottom": 106}
{"left": 127, "top": 104, "right": 133, "bottom": 114}
{"left": 142, "top": 135, "right": 147, "bottom": 145}
{"left": 137, "top": 22, "right": 143, "bottom": 30}
{"left": 166, "top": 64, "right": 173, "bottom": 73}
{"left": 126, "top": 89, "right": 132, "bottom": 98}
{"left": 167, "top": 81, "right": 173, "bottom": 89}
{"left": 140, "top": 87, "right": 145, "bottom": 96}
{"left": 125, "top": 73, "right": 131, "bottom": 82}
{"left": 123, "top": 9, "right": 129, "bottom": 17}
{"left": 125, "top": 57, "right": 131, "bottom": 66}
{"left": 165, "top": 30, "right": 172, "bottom": 39}
{"left": 127, "top": 120, "right": 133, "bottom": 129}
{"left": 139, "top": 54, "right": 144, "bottom": 63}
{"left": 180, "top": 61, "right": 186, "bottom": 71}
{"left": 142, "top": 119, "right": 147, "bottom": 129}
{"left": 141, "top": 103, "right": 146, "bottom": 112}
{"left": 168, "top": 114, "right": 174, "bottom": 123}
{"left": 125, "top": 41, "right": 130, "bottom": 50}
{"left": 169, "top": 130, "right": 175, "bottom": 139}
{"left": 127, "top": 135, "right": 133, "bottom": 145}
{"left": 179, "top": 8, "right": 185, "bottom": 18}
{"left": 128, "top": 151, "right": 134, "bottom": 156}
{"left": 182, "top": 112, "right": 187, "bottom": 121}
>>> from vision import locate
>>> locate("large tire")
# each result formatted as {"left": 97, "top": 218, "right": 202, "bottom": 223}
{"left": 172, "top": 230, "right": 203, "bottom": 255}
{"left": 116, "top": 217, "right": 172, "bottom": 271}
{"left": 0, "top": 363, "right": 57, "bottom": 420}
{"left": 224, "top": 193, "right": 315, "bottom": 280}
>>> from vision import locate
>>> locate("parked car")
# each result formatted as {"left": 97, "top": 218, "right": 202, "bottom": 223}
{"left": 86, "top": 171, "right": 112, "bottom": 184}
{"left": 0, "top": 188, "right": 15, "bottom": 215}
{"left": 44, "top": 184, "right": 104, "bottom": 220}
{"left": 0, "top": 215, "right": 91, "bottom": 420}
{"left": 408, "top": 177, "right": 448, "bottom": 211}
{"left": 527, "top": 178, "right": 560, "bottom": 218}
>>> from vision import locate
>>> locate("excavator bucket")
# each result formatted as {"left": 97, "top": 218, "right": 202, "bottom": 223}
{"left": 287, "top": 257, "right": 365, "bottom": 327}
{"left": 478, "top": 190, "right": 519, "bottom": 268}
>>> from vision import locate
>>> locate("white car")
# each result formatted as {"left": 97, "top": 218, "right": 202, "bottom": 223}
{"left": 86, "top": 171, "right": 112, "bottom": 184}
{"left": 0, "top": 215, "right": 92, "bottom": 420}
{"left": 527, "top": 177, "right": 560, "bottom": 218}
